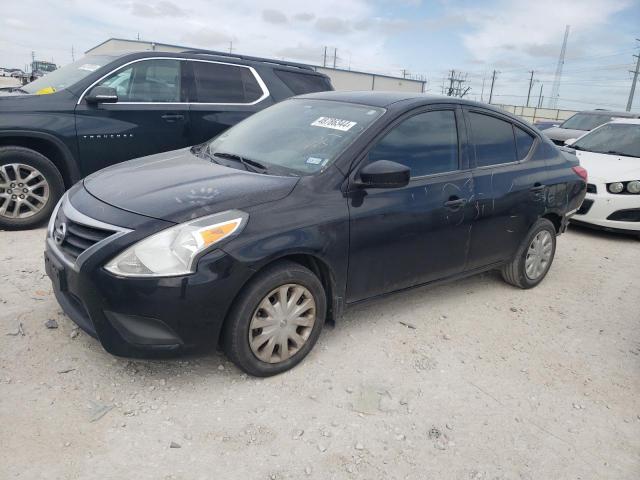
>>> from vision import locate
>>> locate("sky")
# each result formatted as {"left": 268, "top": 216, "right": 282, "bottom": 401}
{"left": 1, "top": 0, "right": 639, "bottom": 111}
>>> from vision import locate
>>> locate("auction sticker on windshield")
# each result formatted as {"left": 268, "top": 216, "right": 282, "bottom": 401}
{"left": 311, "top": 117, "right": 357, "bottom": 131}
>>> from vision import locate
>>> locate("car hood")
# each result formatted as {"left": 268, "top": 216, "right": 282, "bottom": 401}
{"left": 543, "top": 127, "right": 586, "bottom": 142}
{"left": 83, "top": 148, "right": 299, "bottom": 223}
{"left": 574, "top": 150, "right": 640, "bottom": 182}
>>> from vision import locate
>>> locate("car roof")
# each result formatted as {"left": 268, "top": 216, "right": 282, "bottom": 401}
{"left": 609, "top": 118, "right": 640, "bottom": 125}
{"left": 577, "top": 109, "right": 640, "bottom": 118}
{"left": 296, "top": 90, "right": 507, "bottom": 112}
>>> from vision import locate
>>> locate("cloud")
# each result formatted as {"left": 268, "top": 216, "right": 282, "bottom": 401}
{"left": 262, "top": 9, "right": 288, "bottom": 24}
{"left": 293, "top": 12, "right": 315, "bottom": 22}
{"left": 315, "top": 16, "right": 351, "bottom": 34}
{"left": 130, "top": 1, "right": 187, "bottom": 18}
{"left": 181, "top": 28, "right": 233, "bottom": 49}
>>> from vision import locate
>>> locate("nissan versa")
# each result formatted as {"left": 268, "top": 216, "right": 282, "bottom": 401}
{"left": 45, "top": 92, "right": 587, "bottom": 376}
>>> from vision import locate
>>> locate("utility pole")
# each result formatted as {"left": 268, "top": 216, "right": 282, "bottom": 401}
{"left": 71, "top": 45, "right": 75, "bottom": 62}
{"left": 401, "top": 69, "right": 407, "bottom": 79}
{"left": 447, "top": 70, "right": 455, "bottom": 96}
{"left": 323, "top": 46, "right": 327, "bottom": 67}
{"left": 229, "top": 41, "right": 233, "bottom": 53}
{"left": 626, "top": 39, "right": 640, "bottom": 112}
{"left": 333, "top": 48, "right": 337, "bottom": 68}
{"left": 537, "top": 83, "right": 544, "bottom": 108}
{"left": 549, "top": 25, "right": 570, "bottom": 108}
{"left": 480, "top": 76, "right": 486, "bottom": 102}
{"left": 488, "top": 70, "right": 497, "bottom": 103}
{"left": 526, "top": 70, "right": 535, "bottom": 107}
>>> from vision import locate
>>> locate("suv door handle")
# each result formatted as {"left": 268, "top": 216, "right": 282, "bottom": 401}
{"left": 444, "top": 197, "right": 467, "bottom": 209}
{"left": 161, "top": 113, "right": 184, "bottom": 122}
{"left": 530, "top": 184, "right": 546, "bottom": 192}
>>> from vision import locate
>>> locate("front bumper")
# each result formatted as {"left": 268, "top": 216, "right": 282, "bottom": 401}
{"left": 571, "top": 184, "right": 640, "bottom": 233}
{"left": 45, "top": 186, "right": 254, "bottom": 357}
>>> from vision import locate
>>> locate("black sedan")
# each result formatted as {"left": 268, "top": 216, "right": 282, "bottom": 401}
{"left": 45, "top": 91, "right": 587, "bottom": 376}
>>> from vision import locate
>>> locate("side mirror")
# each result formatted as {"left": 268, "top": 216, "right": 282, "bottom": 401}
{"left": 357, "top": 160, "right": 410, "bottom": 189}
{"left": 564, "top": 138, "right": 577, "bottom": 146}
{"left": 85, "top": 86, "right": 118, "bottom": 104}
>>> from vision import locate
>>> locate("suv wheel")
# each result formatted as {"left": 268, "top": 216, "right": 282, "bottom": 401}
{"left": 223, "top": 260, "right": 326, "bottom": 376}
{"left": 0, "top": 146, "right": 64, "bottom": 230}
{"left": 501, "top": 218, "right": 557, "bottom": 289}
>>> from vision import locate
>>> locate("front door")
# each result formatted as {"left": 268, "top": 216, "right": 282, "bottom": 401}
{"left": 346, "top": 108, "right": 474, "bottom": 303}
{"left": 75, "top": 58, "right": 191, "bottom": 175}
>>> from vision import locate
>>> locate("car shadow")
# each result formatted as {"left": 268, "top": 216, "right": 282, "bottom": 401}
{"left": 568, "top": 223, "right": 639, "bottom": 243}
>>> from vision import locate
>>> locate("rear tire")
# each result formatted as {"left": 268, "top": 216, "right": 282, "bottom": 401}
{"left": 501, "top": 218, "right": 557, "bottom": 289}
{"left": 222, "top": 260, "right": 326, "bottom": 377}
{"left": 0, "top": 146, "right": 64, "bottom": 230}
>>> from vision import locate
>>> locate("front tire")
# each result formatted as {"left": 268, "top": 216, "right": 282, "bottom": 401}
{"left": 223, "top": 260, "right": 326, "bottom": 376}
{"left": 0, "top": 146, "right": 64, "bottom": 230}
{"left": 501, "top": 218, "right": 557, "bottom": 289}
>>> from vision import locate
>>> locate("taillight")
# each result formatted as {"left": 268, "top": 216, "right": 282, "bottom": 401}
{"left": 572, "top": 166, "right": 588, "bottom": 182}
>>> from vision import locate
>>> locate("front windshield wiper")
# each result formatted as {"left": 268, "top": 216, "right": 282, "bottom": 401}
{"left": 604, "top": 150, "right": 639, "bottom": 158}
{"left": 212, "top": 152, "right": 268, "bottom": 173}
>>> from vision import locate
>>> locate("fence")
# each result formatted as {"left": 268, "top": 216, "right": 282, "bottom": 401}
{"left": 491, "top": 104, "right": 578, "bottom": 125}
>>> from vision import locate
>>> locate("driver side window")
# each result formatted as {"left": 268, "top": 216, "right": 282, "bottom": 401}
{"left": 96, "top": 59, "right": 181, "bottom": 102}
{"left": 368, "top": 110, "right": 459, "bottom": 178}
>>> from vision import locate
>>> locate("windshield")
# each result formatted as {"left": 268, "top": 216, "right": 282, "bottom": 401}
{"left": 572, "top": 123, "right": 640, "bottom": 158}
{"left": 206, "top": 99, "right": 385, "bottom": 175}
{"left": 22, "top": 55, "right": 115, "bottom": 94}
{"left": 560, "top": 112, "right": 616, "bottom": 131}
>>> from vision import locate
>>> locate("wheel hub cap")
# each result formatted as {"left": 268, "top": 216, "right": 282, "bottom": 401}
{"left": 249, "top": 284, "right": 316, "bottom": 364}
{"left": 0, "top": 163, "right": 50, "bottom": 219}
{"left": 525, "top": 230, "right": 552, "bottom": 280}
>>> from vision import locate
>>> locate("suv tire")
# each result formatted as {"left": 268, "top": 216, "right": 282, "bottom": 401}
{"left": 223, "top": 260, "right": 326, "bottom": 376}
{"left": 0, "top": 146, "right": 64, "bottom": 230}
{"left": 501, "top": 218, "right": 557, "bottom": 289}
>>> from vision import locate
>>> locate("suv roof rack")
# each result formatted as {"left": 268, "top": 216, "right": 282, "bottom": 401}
{"left": 182, "top": 49, "right": 317, "bottom": 72}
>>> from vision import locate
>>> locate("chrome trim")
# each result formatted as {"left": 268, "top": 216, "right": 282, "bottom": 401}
{"left": 77, "top": 57, "right": 270, "bottom": 106}
{"left": 47, "top": 195, "right": 132, "bottom": 272}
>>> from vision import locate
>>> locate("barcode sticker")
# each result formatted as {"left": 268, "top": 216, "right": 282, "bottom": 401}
{"left": 311, "top": 117, "right": 357, "bottom": 131}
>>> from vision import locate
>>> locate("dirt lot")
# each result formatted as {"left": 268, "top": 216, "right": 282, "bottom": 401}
{"left": 1, "top": 224, "right": 638, "bottom": 479}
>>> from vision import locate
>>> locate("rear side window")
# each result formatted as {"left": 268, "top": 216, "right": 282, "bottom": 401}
{"left": 468, "top": 112, "right": 517, "bottom": 167}
{"left": 368, "top": 110, "right": 459, "bottom": 178}
{"left": 192, "top": 62, "right": 263, "bottom": 103}
{"left": 274, "top": 69, "right": 332, "bottom": 94}
{"left": 514, "top": 126, "right": 535, "bottom": 160}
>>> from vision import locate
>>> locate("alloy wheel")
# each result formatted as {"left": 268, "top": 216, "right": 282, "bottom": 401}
{"left": 0, "top": 163, "right": 50, "bottom": 219}
{"left": 248, "top": 284, "right": 317, "bottom": 364}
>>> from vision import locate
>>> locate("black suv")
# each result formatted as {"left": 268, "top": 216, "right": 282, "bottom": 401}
{"left": 0, "top": 50, "right": 332, "bottom": 229}
{"left": 45, "top": 92, "right": 587, "bottom": 376}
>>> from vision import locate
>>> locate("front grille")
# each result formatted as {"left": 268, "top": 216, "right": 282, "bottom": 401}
{"left": 576, "top": 199, "right": 594, "bottom": 215}
{"left": 53, "top": 208, "right": 116, "bottom": 260}
{"left": 586, "top": 183, "right": 597, "bottom": 194}
{"left": 607, "top": 209, "right": 640, "bottom": 222}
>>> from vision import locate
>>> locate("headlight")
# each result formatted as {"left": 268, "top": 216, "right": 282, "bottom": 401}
{"left": 105, "top": 210, "right": 248, "bottom": 277}
{"left": 627, "top": 180, "right": 640, "bottom": 194}
{"left": 608, "top": 182, "right": 624, "bottom": 194}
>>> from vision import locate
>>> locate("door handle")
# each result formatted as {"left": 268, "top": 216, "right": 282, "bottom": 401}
{"left": 444, "top": 197, "right": 467, "bottom": 209}
{"left": 530, "top": 184, "right": 546, "bottom": 192}
{"left": 161, "top": 113, "right": 184, "bottom": 122}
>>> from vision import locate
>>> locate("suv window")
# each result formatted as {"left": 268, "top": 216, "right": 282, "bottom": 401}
{"left": 514, "top": 126, "right": 535, "bottom": 160}
{"left": 468, "top": 112, "right": 517, "bottom": 167}
{"left": 98, "top": 59, "right": 181, "bottom": 102}
{"left": 192, "top": 62, "right": 263, "bottom": 103}
{"left": 368, "top": 110, "right": 459, "bottom": 178}
{"left": 274, "top": 69, "right": 332, "bottom": 94}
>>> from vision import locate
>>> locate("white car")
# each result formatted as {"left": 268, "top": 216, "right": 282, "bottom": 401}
{"left": 566, "top": 119, "right": 640, "bottom": 236}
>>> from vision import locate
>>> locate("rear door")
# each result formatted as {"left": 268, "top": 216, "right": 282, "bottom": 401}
{"left": 186, "top": 60, "right": 272, "bottom": 145}
{"left": 346, "top": 107, "right": 474, "bottom": 303}
{"left": 75, "top": 58, "right": 191, "bottom": 175}
{"left": 463, "top": 109, "right": 545, "bottom": 270}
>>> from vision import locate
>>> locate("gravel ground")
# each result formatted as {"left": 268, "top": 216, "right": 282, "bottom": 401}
{"left": 1, "top": 225, "right": 639, "bottom": 479}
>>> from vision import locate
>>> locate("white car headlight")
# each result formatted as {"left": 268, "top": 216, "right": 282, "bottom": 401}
{"left": 105, "top": 210, "right": 248, "bottom": 277}
{"left": 608, "top": 182, "right": 624, "bottom": 194}
{"left": 627, "top": 180, "right": 640, "bottom": 194}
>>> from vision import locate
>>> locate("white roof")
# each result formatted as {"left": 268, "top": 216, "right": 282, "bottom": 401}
{"left": 609, "top": 118, "right": 640, "bottom": 125}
